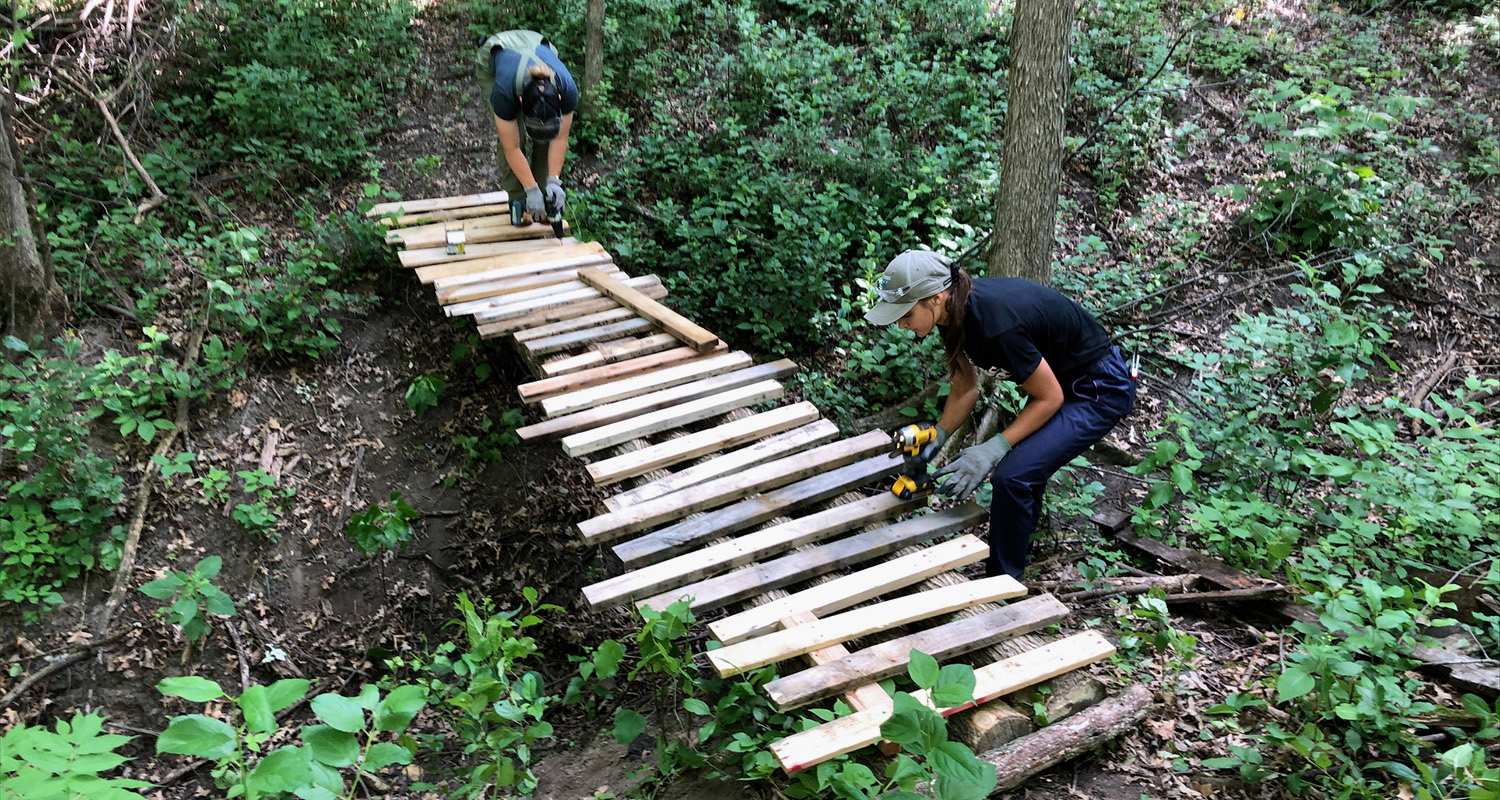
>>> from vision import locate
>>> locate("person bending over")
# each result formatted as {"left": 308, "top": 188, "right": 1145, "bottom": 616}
{"left": 475, "top": 30, "right": 578, "bottom": 225}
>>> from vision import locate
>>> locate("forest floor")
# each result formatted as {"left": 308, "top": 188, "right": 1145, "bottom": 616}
{"left": 2, "top": 0, "right": 1496, "bottom": 799}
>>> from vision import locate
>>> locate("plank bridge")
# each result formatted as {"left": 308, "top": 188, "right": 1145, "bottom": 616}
{"left": 374, "top": 192, "right": 1119, "bottom": 773}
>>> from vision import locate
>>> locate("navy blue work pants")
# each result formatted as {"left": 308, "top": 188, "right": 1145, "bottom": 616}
{"left": 987, "top": 347, "right": 1135, "bottom": 580}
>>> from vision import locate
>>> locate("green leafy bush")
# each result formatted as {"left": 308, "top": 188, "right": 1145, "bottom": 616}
{"left": 0, "top": 712, "right": 150, "bottom": 800}
{"left": 139, "top": 555, "right": 237, "bottom": 643}
{"left": 406, "top": 374, "right": 447, "bottom": 418}
{"left": 347, "top": 492, "right": 421, "bottom": 555}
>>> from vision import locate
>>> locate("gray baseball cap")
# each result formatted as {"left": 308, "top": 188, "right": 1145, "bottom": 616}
{"left": 863, "top": 250, "right": 954, "bottom": 325}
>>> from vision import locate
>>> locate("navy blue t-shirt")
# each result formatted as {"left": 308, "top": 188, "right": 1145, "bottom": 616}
{"left": 961, "top": 278, "right": 1111, "bottom": 385}
{"left": 490, "top": 44, "right": 579, "bottom": 121}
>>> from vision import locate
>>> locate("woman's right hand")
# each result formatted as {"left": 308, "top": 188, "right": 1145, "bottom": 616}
{"left": 934, "top": 434, "right": 1012, "bottom": 500}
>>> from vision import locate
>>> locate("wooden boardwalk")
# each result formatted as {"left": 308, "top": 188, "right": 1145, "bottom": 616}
{"left": 373, "top": 192, "right": 1116, "bottom": 773}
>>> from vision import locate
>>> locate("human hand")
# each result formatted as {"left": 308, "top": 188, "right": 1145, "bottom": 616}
{"left": 918, "top": 425, "right": 947, "bottom": 463}
{"left": 524, "top": 184, "right": 545, "bottom": 222}
{"left": 934, "top": 434, "right": 1011, "bottom": 500}
{"left": 544, "top": 176, "right": 565, "bottom": 220}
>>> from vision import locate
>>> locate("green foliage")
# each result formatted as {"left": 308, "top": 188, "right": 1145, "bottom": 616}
{"left": 157, "top": 675, "right": 426, "bottom": 800}
{"left": 228, "top": 469, "right": 292, "bottom": 540}
{"left": 406, "top": 374, "right": 447, "bottom": 418}
{"left": 346, "top": 492, "right": 421, "bottom": 555}
{"left": 139, "top": 555, "right": 237, "bottom": 643}
{"left": 1111, "top": 592, "right": 1199, "bottom": 674}
{"left": 0, "top": 712, "right": 151, "bottom": 800}
{"left": 449, "top": 409, "right": 524, "bottom": 471}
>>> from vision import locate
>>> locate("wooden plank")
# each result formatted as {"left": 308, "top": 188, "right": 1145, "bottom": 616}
{"left": 709, "top": 535, "right": 992, "bottom": 645}
{"left": 416, "top": 241, "right": 602, "bottom": 283}
{"left": 763, "top": 592, "right": 1071, "bottom": 711}
{"left": 521, "top": 361, "right": 791, "bottom": 442}
{"left": 577, "top": 431, "right": 889, "bottom": 544}
{"left": 578, "top": 267, "right": 719, "bottom": 351}
{"left": 438, "top": 262, "right": 620, "bottom": 305}
{"left": 604, "top": 421, "right": 840, "bottom": 511}
{"left": 398, "top": 225, "right": 568, "bottom": 267}
{"left": 514, "top": 307, "right": 638, "bottom": 344}
{"left": 586, "top": 402, "right": 823, "bottom": 486}
{"left": 477, "top": 294, "right": 667, "bottom": 340}
{"left": 524, "top": 318, "right": 654, "bottom": 356}
{"left": 448, "top": 271, "right": 634, "bottom": 319}
{"left": 471, "top": 275, "right": 662, "bottom": 323}
{"left": 706, "top": 576, "right": 1027, "bottom": 678}
{"left": 582, "top": 492, "right": 920, "bottom": 610}
{"left": 612, "top": 452, "right": 901, "bottom": 568}
{"left": 541, "top": 353, "right": 756, "bottom": 418}
{"left": 636, "top": 503, "right": 989, "bottom": 613}
{"left": 540, "top": 380, "right": 783, "bottom": 451}
{"left": 518, "top": 345, "right": 727, "bottom": 403}
{"left": 442, "top": 268, "right": 625, "bottom": 315}
{"left": 388, "top": 214, "right": 516, "bottom": 249}
{"left": 769, "top": 631, "right": 1117, "bottom": 773}
{"left": 368, "top": 190, "right": 508, "bottom": 218}
{"left": 379, "top": 203, "right": 509, "bottom": 228}
{"left": 534, "top": 331, "right": 675, "bottom": 372}
{"left": 782, "top": 610, "right": 894, "bottom": 716}
{"left": 432, "top": 251, "right": 610, "bottom": 291}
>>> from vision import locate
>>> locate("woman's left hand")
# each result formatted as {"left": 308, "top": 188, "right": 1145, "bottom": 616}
{"left": 935, "top": 434, "right": 1011, "bottom": 500}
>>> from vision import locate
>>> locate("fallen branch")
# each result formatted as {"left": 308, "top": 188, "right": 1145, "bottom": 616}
{"left": 982, "top": 683, "right": 1152, "bottom": 791}
{"left": 1161, "top": 584, "right": 1290, "bottom": 604}
{"left": 225, "top": 620, "right": 252, "bottom": 694}
{"left": 331, "top": 445, "right": 366, "bottom": 536}
{"left": 53, "top": 68, "right": 167, "bottom": 221}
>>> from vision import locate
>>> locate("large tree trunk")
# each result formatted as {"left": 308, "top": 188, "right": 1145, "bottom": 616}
{"left": 986, "top": 0, "right": 1076, "bottom": 284}
{"left": 581, "top": 0, "right": 606, "bottom": 114}
{"left": 0, "top": 94, "right": 64, "bottom": 341}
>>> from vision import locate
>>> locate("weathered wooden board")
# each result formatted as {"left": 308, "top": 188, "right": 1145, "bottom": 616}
{"left": 762, "top": 593, "right": 1071, "bottom": 711}
{"left": 541, "top": 353, "right": 756, "bottom": 418}
{"left": 769, "top": 631, "right": 1117, "bottom": 773}
{"left": 533, "top": 332, "right": 679, "bottom": 372}
{"left": 379, "top": 203, "right": 509, "bottom": 228}
{"left": 586, "top": 402, "right": 823, "bottom": 486}
{"left": 635, "top": 503, "right": 989, "bottom": 613}
{"left": 416, "top": 241, "right": 601, "bottom": 284}
{"left": 513, "top": 307, "right": 639, "bottom": 344}
{"left": 581, "top": 492, "right": 920, "bottom": 610}
{"left": 603, "top": 420, "right": 841, "bottom": 511}
{"left": 471, "top": 275, "right": 663, "bottom": 324}
{"left": 368, "top": 191, "right": 508, "bottom": 218}
{"left": 708, "top": 535, "right": 991, "bottom": 645}
{"left": 518, "top": 344, "right": 727, "bottom": 403}
{"left": 478, "top": 295, "right": 668, "bottom": 341}
{"left": 443, "top": 268, "right": 626, "bottom": 316}
{"left": 577, "top": 431, "right": 889, "bottom": 544}
{"left": 399, "top": 224, "right": 566, "bottom": 267}
{"left": 437, "top": 261, "right": 620, "bottom": 305}
{"left": 577, "top": 267, "right": 719, "bottom": 351}
{"left": 706, "top": 575, "right": 1027, "bottom": 677}
{"left": 549, "top": 380, "right": 786, "bottom": 453}
{"left": 612, "top": 452, "right": 900, "bottom": 568}
{"left": 523, "top": 318, "right": 653, "bottom": 357}
{"left": 388, "top": 214, "right": 517, "bottom": 249}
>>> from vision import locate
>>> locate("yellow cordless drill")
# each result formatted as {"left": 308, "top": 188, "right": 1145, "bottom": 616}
{"left": 889, "top": 423, "right": 941, "bottom": 500}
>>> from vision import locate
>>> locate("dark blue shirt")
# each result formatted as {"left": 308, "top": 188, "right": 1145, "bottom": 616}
{"left": 961, "top": 278, "right": 1111, "bottom": 384}
{"left": 490, "top": 43, "right": 579, "bottom": 121}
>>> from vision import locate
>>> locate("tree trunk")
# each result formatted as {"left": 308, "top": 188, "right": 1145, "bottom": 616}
{"left": 0, "top": 93, "right": 64, "bottom": 341}
{"left": 982, "top": 684, "right": 1151, "bottom": 791}
{"left": 986, "top": 0, "right": 1076, "bottom": 284}
{"left": 581, "top": 0, "right": 606, "bottom": 114}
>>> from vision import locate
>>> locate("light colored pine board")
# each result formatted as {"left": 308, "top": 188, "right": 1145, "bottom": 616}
{"left": 380, "top": 203, "right": 510, "bottom": 229}
{"left": 603, "top": 420, "right": 840, "bottom": 511}
{"left": 541, "top": 353, "right": 756, "bottom": 419}
{"left": 709, "top": 535, "right": 992, "bottom": 646}
{"left": 636, "top": 503, "right": 989, "bottom": 613}
{"left": 524, "top": 318, "right": 654, "bottom": 356}
{"left": 586, "top": 402, "right": 823, "bottom": 486}
{"left": 514, "top": 307, "right": 639, "bottom": 344}
{"left": 770, "top": 631, "right": 1116, "bottom": 773}
{"left": 548, "top": 380, "right": 784, "bottom": 453}
{"left": 387, "top": 214, "right": 516, "bottom": 248}
{"left": 582, "top": 492, "right": 920, "bottom": 610}
{"left": 368, "top": 190, "right": 508, "bottom": 218}
{"left": 706, "top": 576, "right": 1027, "bottom": 677}
{"left": 416, "top": 241, "right": 601, "bottom": 284}
{"left": 577, "top": 267, "right": 719, "bottom": 351}
{"left": 535, "top": 333, "right": 680, "bottom": 372}
{"left": 477, "top": 294, "right": 668, "bottom": 341}
{"left": 471, "top": 275, "right": 662, "bottom": 324}
{"left": 763, "top": 592, "right": 1070, "bottom": 711}
{"left": 612, "top": 451, "right": 900, "bottom": 568}
{"left": 438, "top": 262, "right": 620, "bottom": 305}
{"left": 448, "top": 271, "right": 630, "bottom": 319}
{"left": 577, "top": 431, "right": 889, "bottom": 545}
{"left": 782, "top": 610, "right": 895, "bottom": 716}
{"left": 398, "top": 225, "right": 568, "bottom": 267}
{"left": 518, "top": 345, "right": 728, "bottom": 403}
{"left": 442, "top": 268, "right": 625, "bottom": 316}
{"left": 521, "top": 361, "right": 792, "bottom": 442}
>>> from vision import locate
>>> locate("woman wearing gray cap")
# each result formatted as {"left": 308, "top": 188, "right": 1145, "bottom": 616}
{"left": 475, "top": 30, "right": 579, "bottom": 226}
{"left": 864, "top": 250, "right": 1135, "bottom": 580}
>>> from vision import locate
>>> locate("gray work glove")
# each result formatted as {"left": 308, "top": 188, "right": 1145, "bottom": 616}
{"left": 524, "top": 184, "right": 545, "bottom": 222}
{"left": 934, "top": 434, "right": 1012, "bottom": 500}
{"left": 544, "top": 176, "right": 566, "bottom": 220}
{"left": 918, "top": 425, "right": 948, "bottom": 463}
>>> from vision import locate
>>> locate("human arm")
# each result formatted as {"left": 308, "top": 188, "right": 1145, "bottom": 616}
{"left": 546, "top": 112, "right": 573, "bottom": 179}
{"left": 937, "top": 350, "right": 979, "bottom": 438}
{"left": 494, "top": 116, "right": 538, "bottom": 189}
{"left": 999, "top": 357, "right": 1064, "bottom": 448}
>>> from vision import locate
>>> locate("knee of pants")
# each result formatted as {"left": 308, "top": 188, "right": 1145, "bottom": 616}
{"left": 991, "top": 462, "right": 1042, "bottom": 500}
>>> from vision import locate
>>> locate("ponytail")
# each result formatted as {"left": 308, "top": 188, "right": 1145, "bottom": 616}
{"left": 938, "top": 264, "right": 971, "bottom": 378}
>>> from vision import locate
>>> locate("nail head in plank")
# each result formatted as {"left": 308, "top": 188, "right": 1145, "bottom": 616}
{"left": 546, "top": 380, "right": 785, "bottom": 453}
{"left": 582, "top": 492, "right": 920, "bottom": 610}
{"left": 587, "top": 402, "right": 823, "bottom": 486}
{"left": 706, "top": 575, "right": 1027, "bottom": 677}
{"left": 636, "top": 502, "right": 989, "bottom": 613}
{"left": 542, "top": 352, "right": 756, "bottom": 418}
{"left": 368, "top": 190, "right": 508, "bottom": 218}
{"left": 604, "top": 420, "right": 841, "bottom": 511}
{"left": 764, "top": 591, "right": 1072, "bottom": 711}
{"left": 709, "top": 535, "right": 992, "bottom": 645}
{"left": 417, "top": 241, "right": 603, "bottom": 284}
{"left": 577, "top": 267, "right": 718, "bottom": 351}
{"left": 770, "top": 630, "right": 1117, "bottom": 773}
{"left": 519, "top": 344, "right": 727, "bottom": 403}
{"left": 578, "top": 430, "right": 888, "bottom": 544}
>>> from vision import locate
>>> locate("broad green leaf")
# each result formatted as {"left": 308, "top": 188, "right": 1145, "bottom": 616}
{"left": 139, "top": 577, "right": 181, "bottom": 600}
{"left": 194, "top": 556, "right": 223, "bottom": 579}
{"left": 265, "top": 679, "right": 312, "bottom": 713}
{"left": 683, "top": 698, "right": 711, "bottom": 716}
{"left": 612, "top": 708, "right": 647, "bottom": 744}
{"left": 373, "top": 685, "right": 427, "bottom": 732}
{"left": 592, "top": 639, "right": 625, "bottom": 678}
{"left": 237, "top": 685, "right": 277, "bottom": 734}
{"left": 157, "top": 715, "right": 236, "bottom": 760}
{"left": 1276, "top": 667, "right": 1316, "bottom": 703}
{"left": 907, "top": 650, "right": 940, "bottom": 690}
{"left": 886, "top": 754, "right": 926, "bottom": 788}
{"left": 203, "top": 590, "right": 235, "bottom": 617}
{"left": 246, "top": 745, "right": 314, "bottom": 795}
{"left": 931, "top": 664, "right": 977, "bottom": 708}
{"left": 362, "top": 742, "right": 412, "bottom": 772}
{"left": 311, "top": 693, "right": 366, "bottom": 733}
{"left": 157, "top": 676, "right": 225, "bottom": 703}
{"left": 303, "top": 725, "right": 359, "bottom": 767}
{"left": 352, "top": 683, "right": 381, "bottom": 710}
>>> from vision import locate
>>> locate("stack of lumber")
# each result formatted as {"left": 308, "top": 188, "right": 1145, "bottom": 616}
{"left": 373, "top": 192, "right": 1122, "bottom": 776}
